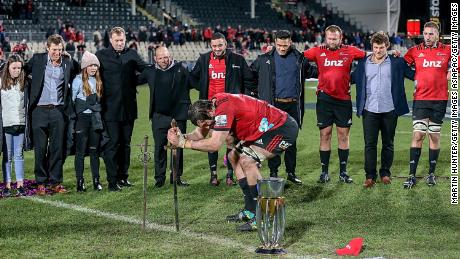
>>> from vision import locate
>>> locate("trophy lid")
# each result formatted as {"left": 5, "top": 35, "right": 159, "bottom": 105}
{"left": 257, "top": 178, "right": 285, "bottom": 198}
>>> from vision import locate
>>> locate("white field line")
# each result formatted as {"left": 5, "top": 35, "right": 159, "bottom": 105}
{"left": 26, "top": 197, "right": 313, "bottom": 258}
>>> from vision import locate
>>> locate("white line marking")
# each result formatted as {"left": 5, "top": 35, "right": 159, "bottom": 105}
{"left": 26, "top": 197, "right": 309, "bottom": 258}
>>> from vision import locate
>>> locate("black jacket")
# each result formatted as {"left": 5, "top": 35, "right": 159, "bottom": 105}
{"left": 189, "top": 50, "right": 256, "bottom": 99}
{"left": 138, "top": 61, "right": 191, "bottom": 121}
{"left": 24, "top": 52, "right": 79, "bottom": 116}
{"left": 250, "top": 48, "right": 318, "bottom": 128}
{"left": 95, "top": 46, "right": 148, "bottom": 122}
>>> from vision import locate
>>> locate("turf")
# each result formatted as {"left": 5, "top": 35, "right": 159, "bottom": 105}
{"left": 0, "top": 81, "right": 458, "bottom": 258}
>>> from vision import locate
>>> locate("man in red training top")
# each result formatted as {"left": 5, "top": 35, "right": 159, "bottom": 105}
{"left": 167, "top": 93, "right": 299, "bottom": 232}
{"left": 402, "top": 21, "right": 451, "bottom": 188}
{"left": 190, "top": 32, "right": 255, "bottom": 186}
{"left": 304, "top": 25, "right": 366, "bottom": 184}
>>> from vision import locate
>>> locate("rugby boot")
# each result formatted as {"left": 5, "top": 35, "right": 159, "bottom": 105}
{"left": 226, "top": 209, "right": 254, "bottom": 223}
{"left": 339, "top": 172, "right": 353, "bottom": 183}
{"left": 426, "top": 173, "right": 436, "bottom": 186}
{"left": 403, "top": 174, "right": 417, "bottom": 189}
{"left": 317, "top": 172, "right": 330, "bottom": 183}
{"left": 236, "top": 217, "right": 257, "bottom": 232}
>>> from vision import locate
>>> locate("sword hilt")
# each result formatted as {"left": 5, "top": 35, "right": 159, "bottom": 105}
{"left": 165, "top": 119, "right": 178, "bottom": 150}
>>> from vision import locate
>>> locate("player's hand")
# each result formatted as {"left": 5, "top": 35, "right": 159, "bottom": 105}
{"left": 265, "top": 45, "right": 274, "bottom": 53}
{"left": 167, "top": 128, "right": 180, "bottom": 146}
{"left": 392, "top": 49, "right": 401, "bottom": 57}
{"left": 62, "top": 51, "right": 72, "bottom": 58}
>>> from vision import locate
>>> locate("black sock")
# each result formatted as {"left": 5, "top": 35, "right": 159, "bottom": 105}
{"left": 428, "top": 148, "right": 440, "bottom": 174}
{"left": 338, "top": 148, "right": 349, "bottom": 173}
{"left": 238, "top": 178, "right": 251, "bottom": 212}
{"left": 247, "top": 185, "right": 258, "bottom": 214}
{"left": 409, "top": 147, "right": 422, "bottom": 176}
{"left": 320, "top": 150, "right": 331, "bottom": 173}
{"left": 208, "top": 151, "right": 218, "bottom": 173}
{"left": 226, "top": 148, "right": 234, "bottom": 177}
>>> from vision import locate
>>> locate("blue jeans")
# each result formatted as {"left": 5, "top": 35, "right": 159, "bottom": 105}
{"left": 2, "top": 132, "right": 25, "bottom": 183}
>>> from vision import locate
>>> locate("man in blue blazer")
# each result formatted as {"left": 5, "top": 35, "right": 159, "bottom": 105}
{"left": 351, "top": 32, "right": 414, "bottom": 188}
{"left": 24, "top": 34, "right": 79, "bottom": 194}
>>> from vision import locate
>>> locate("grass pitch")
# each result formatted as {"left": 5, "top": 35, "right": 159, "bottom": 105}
{"left": 0, "top": 81, "right": 458, "bottom": 258}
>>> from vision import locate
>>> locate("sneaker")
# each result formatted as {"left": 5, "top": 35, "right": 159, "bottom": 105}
{"left": 236, "top": 217, "right": 257, "bottom": 232}
{"left": 226, "top": 176, "right": 235, "bottom": 186}
{"left": 287, "top": 173, "right": 302, "bottom": 184}
{"left": 226, "top": 209, "right": 255, "bottom": 223}
{"left": 210, "top": 173, "right": 220, "bottom": 186}
{"left": 339, "top": 172, "right": 353, "bottom": 183}
{"left": 2, "top": 188, "right": 11, "bottom": 197}
{"left": 317, "top": 172, "right": 330, "bottom": 183}
{"left": 269, "top": 171, "right": 278, "bottom": 178}
{"left": 403, "top": 175, "right": 417, "bottom": 189}
{"left": 17, "top": 186, "right": 27, "bottom": 196}
{"left": 426, "top": 173, "right": 436, "bottom": 186}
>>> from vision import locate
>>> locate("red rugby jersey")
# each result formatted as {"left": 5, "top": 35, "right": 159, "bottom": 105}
{"left": 208, "top": 52, "right": 226, "bottom": 99}
{"left": 211, "top": 93, "right": 287, "bottom": 142}
{"left": 304, "top": 45, "right": 365, "bottom": 100}
{"left": 404, "top": 42, "right": 451, "bottom": 101}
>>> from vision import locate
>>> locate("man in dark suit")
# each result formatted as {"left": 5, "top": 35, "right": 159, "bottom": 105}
{"left": 138, "top": 46, "right": 191, "bottom": 187}
{"left": 351, "top": 32, "right": 414, "bottom": 187}
{"left": 96, "top": 27, "right": 148, "bottom": 191}
{"left": 251, "top": 30, "right": 317, "bottom": 184}
{"left": 24, "top": 34, "right": 79, "bottom": 195}
{"left": 189, "top": 32, "right": 256, "bottom": 186}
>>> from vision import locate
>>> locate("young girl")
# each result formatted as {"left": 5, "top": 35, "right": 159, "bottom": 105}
{"left": 72, "top": 51, "right": 103, "bottom": 192}
{"left": 0, "top": 54, "right": 29, "bottom": 196}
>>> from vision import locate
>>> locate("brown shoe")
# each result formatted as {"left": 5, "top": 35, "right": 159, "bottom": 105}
{"left": 52, "top": 184, "right": 69, "bottom": 194}
{"left": 37, "top": 184, "right": 47, "bottom": 196}
{"left": 363, "top": 179, "right": 375, "bottom": 188}
{"left": 381, "top": 176, "right": 392, "bottom": 185}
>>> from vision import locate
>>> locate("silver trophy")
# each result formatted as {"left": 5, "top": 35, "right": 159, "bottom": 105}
{"left": 255, "top": 178, "right": 287, "bottom": 255}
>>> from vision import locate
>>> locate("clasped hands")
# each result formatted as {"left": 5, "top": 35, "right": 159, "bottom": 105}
{"left": 167, "top": 127, "right": 186, "bottom": 148}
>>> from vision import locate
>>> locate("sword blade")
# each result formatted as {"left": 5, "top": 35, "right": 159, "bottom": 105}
{"left": 170, "top": 119, "right": 180, "bottom": 231}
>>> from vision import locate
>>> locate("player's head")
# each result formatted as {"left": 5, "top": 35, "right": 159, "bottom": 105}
{"left": 210, "top": 32, "right": 227, "bottom": 58}
{"left": 274, "top": 30, "right": 292, "bottom": 56}
{"left": 370, "top": 31, "right": 389, "bottom": 60}
{"left": 189, "top": 100, "right": 215, "bottom": 127}
{"left": 325, "top": 25, "right": 342, "bottom": 50}
{"left": 423, "top": 21, "right": 440, "bottom": 47}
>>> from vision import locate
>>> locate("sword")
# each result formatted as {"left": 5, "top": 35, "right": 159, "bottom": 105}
{"left": 169, "top": 119, "right": 180, "bottom": 231}
{"left": 142, "top": 135, "right": 148, "bottom": 231}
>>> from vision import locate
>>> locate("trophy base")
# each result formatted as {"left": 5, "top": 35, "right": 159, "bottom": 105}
{"left": 255, "top": 247, "right": 287, "bottom": 255}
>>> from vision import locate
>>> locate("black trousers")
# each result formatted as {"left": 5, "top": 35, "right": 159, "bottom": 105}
{"left": 74, "top": 113, "right": 101, "bottom": 180}
{"left": 103, "top": 120, "right": 134, "bottom": 185}
{"left": 269, "top": 101, "right": 299, "bottom": 175}
{"left": 152, "top": 113, "right": 186, "bottom": 183}
{"left": 31, "top": 106, "right": 66, "bottom": 184}
{"left": 362, "top": 110, "right": 398, "bottom": 180}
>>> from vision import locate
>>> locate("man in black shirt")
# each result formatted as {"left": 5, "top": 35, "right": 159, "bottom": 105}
{"left": 138, "top": 46, "right": 191, "bottom": 187}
